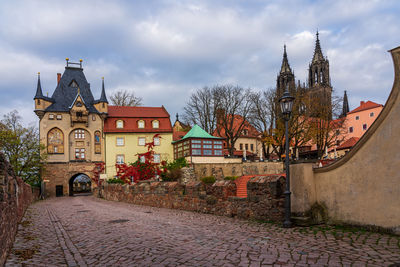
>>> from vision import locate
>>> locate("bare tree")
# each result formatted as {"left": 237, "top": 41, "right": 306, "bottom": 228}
{"left": 110, "top": 90, "right": 142, "bottom": 106}
{"left": 183, "top": 86, "right": 218, "bottom": 134}
{"left": 213, "top": 85, "right": 254, "bottom": 157}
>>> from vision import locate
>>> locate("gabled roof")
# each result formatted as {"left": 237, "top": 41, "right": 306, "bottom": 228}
{"left": 347, "top": 101, "right": 383, "bottom": 115}
{"left": 173, "top": 125, "right": 222, "bottom": 143}
{"left": 104, "top": 105, "right": 172, "bottom": 133}
{"left": 45, "top": 67, "right": 99, "bottom": 113}
{"left": 213, "top": 114, "right": 261, "bottom": 138}
{"left": 107, "top": 106, "right": 170, "bottom": 118}
{"left": 337, "top": 137, "right": 360, "bottom": 150}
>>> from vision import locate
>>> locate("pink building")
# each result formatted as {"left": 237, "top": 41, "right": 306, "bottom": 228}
{"left": 344, "top": 101, "right": 383, "bottom": 140}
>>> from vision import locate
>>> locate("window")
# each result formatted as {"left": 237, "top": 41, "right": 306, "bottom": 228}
{"left": 154, "top": 154, "right": 161, "bottom": 163}
{"left": 355, "top": 116, "right": 359, "bottom": 120}
{"left": 204, "top": 150, "right": 212, "bottom": 155}
{"left": 214, "top": 141, "right": 222, "bottom": 144}
{"left": 245, "top": 144, "right": 249, "bottom": 151}
{"left": 240, "top": 143, "right": 243, "bottom": 150}
{"left": 116, "top": 137, "right": 124, "bottom": 146}
{"left": 152, "top": 120, "right": 159, "bottom": 128}
{"left": 75, "top": 148, "right": 85, "bottom": 159}
{"left": 56, "top": 114, "right": 62, "bottom": 120}
{"left": 92, "top": 115, "right": 96, "bottom": 121}
{"left": 76, "top": 112, "right": 83, "bottom": 117}
{"left": 37, "top": 99, "right": 41, "bottom": 105}
{"left": 242, "top": 129, "right": 248, "bottom": 136}
{"left": 192, "top": 144, "right": 202, "bottom": 148}
{"left": 47, "top": 128, "right": 64, "bottom": 154}
{"left": 116, "top": 120, "right": 124, "bottom": 129}
{"left": 154, "top": 137, "right": 160, "bottom": 146}
{"left": 76, "top": 101, "right": 83, "bottom": 107}
{"left": 138, "top": 137, "right": 146, "bottom": 146}
{"left": 74, "top": 129, "right": 85, "bottom": 139}
{"left": 140, "top": 155, "right": 146, "bottom": 163}
{"left": 214, "top": 150, "right": 223, "bottom": 156}
{"left": 192, "top": 149, "right": 202, "bottom": 155}
{"left": 214, "top": 145, "right": 222, "bottom": 149}
{"left": 250, "top": 144, "right": 254, "bottom": 151}
{"left": 349, "top": 127, "right": 353, "bottom": 133}
{"left": 363, "top": 124, "right": 367, "bottom": 131}
{"left": 203, "top": 140, "right": 212, "bottom": 144}
{"left": 138, "top": 120, "right": 145, "bottom": 128}
{"left": 191, "top": 140, "right": 201, "bottom": 144}
{"left": 116, "top": 155, "right": 124, "bottom": 164}
{"left": 49, "top": 114, "right": 54, "bottom": 120}
{"left": 370, "top": 112, "right": 374, "bottom": 117}
{"left": 203, "top": 145, "right": 212, "bottom": 149}
{"left": 70, "top": 80, "right": 78, "bottom": 88}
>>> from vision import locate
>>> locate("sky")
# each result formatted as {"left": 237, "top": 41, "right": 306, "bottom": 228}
{"left": 0, "top": 0, "right": 399, "bottom": 126}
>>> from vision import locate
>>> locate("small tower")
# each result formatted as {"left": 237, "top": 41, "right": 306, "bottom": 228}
{"left": 34, "top": 72, "right": 53, "bottom": 119}
{"left": 94, "top": 77, "right": 109, "bottom": 116}
{"left": 340, "top": 90, "right": 350, "bottom": 118}
{"left": 276, "top": 45, "right": 296, "bottom": 99}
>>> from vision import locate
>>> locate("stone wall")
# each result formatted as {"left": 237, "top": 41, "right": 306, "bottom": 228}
{"left": 193, "top": 162, "right": 283, "bottom": 180}
{"left": 100, "top": 174, "right": 285, "bottom": 222}
{"left": 0, "top": 153, "right": 36, "bottom": 266}
{"left": 290, "top": 46, "right": 400, "bottom": 234}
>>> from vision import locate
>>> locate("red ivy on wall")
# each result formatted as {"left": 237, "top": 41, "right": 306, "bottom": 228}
{"left": 91, "top": 162, "right": 105, "bottom": 186}
{"left": 115, "top": 134, "right": 167, "bottom": 184}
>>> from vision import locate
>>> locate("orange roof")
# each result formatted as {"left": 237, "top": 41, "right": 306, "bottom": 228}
{"left": 213, "top": 114, "right": 261, "bottom": 138}
{"left": 104, "top": 106, "right": 172, "bottom": 133}
{"left": 337, "top": 137, "right": 360, "bottom": 150}
{"left": 107, "top": 105, "right": 170, "bottom": 118}
{"left": 347, "top": 101, "right": 383, "bottom": 115}
{"left": 173, "top": 130, "right": 190, "bottom": 141}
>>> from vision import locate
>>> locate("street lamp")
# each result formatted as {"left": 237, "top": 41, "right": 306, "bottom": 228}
{"left": 279, "top": 89, "right": 295, "bottom": 228}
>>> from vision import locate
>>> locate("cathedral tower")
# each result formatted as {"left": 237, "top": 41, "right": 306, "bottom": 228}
{"left": 276, "top": 45, "right": 296, "bottom": 99}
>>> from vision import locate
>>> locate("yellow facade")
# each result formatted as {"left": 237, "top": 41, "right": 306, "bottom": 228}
{"left": 105, "top": 132, "right": 174, "bottom": 178}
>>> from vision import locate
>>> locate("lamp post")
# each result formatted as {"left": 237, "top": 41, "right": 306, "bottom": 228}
{"left": 279, "top": 88, "right": 295, "bottom": 228}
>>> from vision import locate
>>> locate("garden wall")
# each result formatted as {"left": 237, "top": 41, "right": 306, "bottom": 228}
{"left": 0, "top": 153, "right": 38, "bottom": 266}
{"left": 100, "top": 174, "right": 285, "bottom": 222}
{"left": 192, "top": 162, "right": 283, "bottom": 180}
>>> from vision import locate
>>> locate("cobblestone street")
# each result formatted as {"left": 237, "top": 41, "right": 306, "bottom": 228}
{"left": 5, "top": 196, "right": 400, "bottom": 267}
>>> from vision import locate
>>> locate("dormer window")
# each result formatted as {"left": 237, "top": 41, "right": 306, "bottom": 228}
{"left": 138, "top": 120, "right": 145, "bottom": 128}
{"left": 116, "top": 120, "right": 124, "bottom": 129}
{"left": 152, "top": 120, "right": 159, "bottom": 128}
{"left": 70, "top": 80, "right": 78, "bottom": 88}
{"left": 76, "top": 112, "right": 83, "bottom": 117}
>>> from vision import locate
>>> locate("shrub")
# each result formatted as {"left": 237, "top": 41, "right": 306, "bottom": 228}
{"left": 107, "top": 178, "right": 125, "bottom": 184}
{"left": 224, "top": 176, "right": 239, "bottom": 181}
{"left": 162, "top": 169, "right": 182, "bottom": 182}
{"left": 166, "top": 157, "right": 189, "bottom": 171}
{"left": 200, "top": 176, "right": 216, "bottom": 184}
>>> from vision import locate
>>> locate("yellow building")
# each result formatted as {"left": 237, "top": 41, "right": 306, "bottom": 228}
{"left": 104, "top": 106, "right": 174, "bottom": 178}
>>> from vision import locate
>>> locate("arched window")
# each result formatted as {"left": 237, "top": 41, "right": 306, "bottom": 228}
{"left": 315, "top": 70, "right": 318, "bottom": 84}
{"left": 94, "top": 131, "right": 101, "bottom": 154}
{"left": 116, "top": 120, "right": 124, "bottom": 129}
{"left": 138, "top": 120, "right": 145, "bottom": 128}
{"left": 152, "top": 120, "right": 159, "bottom": 128}
{"left": 48, "top": 128, "right": 64, "bottom": 154}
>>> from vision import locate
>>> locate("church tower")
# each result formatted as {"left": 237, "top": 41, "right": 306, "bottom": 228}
{"left": 307, "top": 31, "right": 332, "bottom": 118}
{"left": 276, "top": 45, "right": 296, "bottom": 99}
{"left": 340, "top": 90, "right": 350, "bottom": 118}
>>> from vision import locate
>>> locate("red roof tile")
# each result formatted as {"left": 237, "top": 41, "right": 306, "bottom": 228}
{"left": 104, "top": 106, "right": 172, "bottom": 133}
{"left": 337, "top": 137, "right": 360, "bottom": 150}
{"left": 173, "top": 130, "right": 189, "bottom": 141}
{"left": 347, "top": 101, "right": 383, "bottom": 115}
{"left": 213, "top": 114, "right": 261, "bottom": 138}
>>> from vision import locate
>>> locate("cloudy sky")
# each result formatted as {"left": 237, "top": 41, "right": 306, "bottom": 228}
{"left": 0, "top": 0, "right": 399, "bottom": 126}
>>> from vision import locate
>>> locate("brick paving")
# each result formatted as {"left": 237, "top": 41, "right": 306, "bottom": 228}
{"left": 5, "top": 196, "right": 400, "bottom": 266}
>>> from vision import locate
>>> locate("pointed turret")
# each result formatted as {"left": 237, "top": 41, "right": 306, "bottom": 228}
{"left": 312, "top": 31, "right": 324, "bottom": 63}
{"left": 340, "top": 90, "right": 350, "bottom": 118}
{"left": 34, "top": 72, "right": 44, "bottom": 99}
{"left": 280, "top": 44, "right": 292, "bottom": 74}
{"left": 99, "top": 77, "right": 108, "bottom": 103}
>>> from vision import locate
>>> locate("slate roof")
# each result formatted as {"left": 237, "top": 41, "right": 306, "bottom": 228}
{"left": 34, "top": 74, "right": 53, "bottom": 102}
{"left": 44, "top": 66, "right": 104, "bottom": 113}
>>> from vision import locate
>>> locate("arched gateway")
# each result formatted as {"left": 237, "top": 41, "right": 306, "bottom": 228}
{"left": 69, "top": 173, "right": 92, "bottom": 196}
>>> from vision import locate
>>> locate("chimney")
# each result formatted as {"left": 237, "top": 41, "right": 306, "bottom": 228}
{"left": 360, "top": 101, "right": 365, "bottom": 105}
{"left": 57, "top": 73, "right": 61, "bottom": 84}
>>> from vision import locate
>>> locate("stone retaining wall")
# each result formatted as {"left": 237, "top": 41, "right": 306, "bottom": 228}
{"left": 100, "top": 175, "right": 285, "bottom": 222}
{"left": 0, "top": 153, "right": 37, "bottom": 266}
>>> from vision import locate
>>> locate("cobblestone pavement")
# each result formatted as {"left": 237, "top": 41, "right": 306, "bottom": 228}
{"left": 5, "top": 196, "right": 400, "bottom": 267}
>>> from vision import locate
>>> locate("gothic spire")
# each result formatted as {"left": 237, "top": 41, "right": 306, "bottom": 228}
{"left": 340, "top": 90, "right": 350, "bottom": 118}
{"left": 280, "top": 44, "right": 292, "bottom": 74}
{"left": 34, "top": 72, "right": 44, "bottom": 99}
{"left": 312, "top": 31, "right": 324, "bottom": 63}
{"left": 99, "top": 77, "right": 108, "bottom": 103}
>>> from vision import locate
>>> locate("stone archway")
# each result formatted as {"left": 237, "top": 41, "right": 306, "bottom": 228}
{"left": 69, "top": 173, "right": 92, "bottom": 196}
